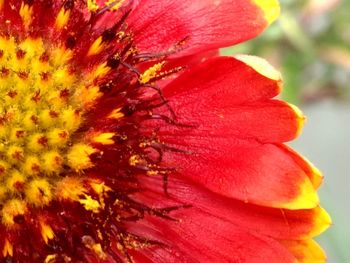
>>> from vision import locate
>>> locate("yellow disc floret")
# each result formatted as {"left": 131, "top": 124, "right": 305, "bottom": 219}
{"left": 0, "top": 36, "right": 108, "bottom": 227}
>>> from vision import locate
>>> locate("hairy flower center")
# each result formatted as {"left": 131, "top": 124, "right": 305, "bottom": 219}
{"left": 0, "top": 1, "right": 185, "bottom": 261}
{"left": 0, "top": 36, "right": 101, "bottom": 227}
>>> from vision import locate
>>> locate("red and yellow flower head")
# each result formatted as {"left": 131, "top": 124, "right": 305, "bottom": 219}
{"left": 0, "top": 0, "right": 330, "bottom": 262}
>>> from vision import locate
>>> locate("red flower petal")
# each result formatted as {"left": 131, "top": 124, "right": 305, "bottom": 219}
{"left": 147, "top": 57, "right": 311, "bottom": 209}
{"left": 147, "top": 208, "right": 296, "bottom": 262}
{"left": 278, "top": 144, "right": 324, "bottom": 189}
{"left": 127, "top": 206, "right": 296, "bottom": 262}
{"left": 163, "top": 56, "right": 281, "bottom": 104}
{"left": 160, "top": 57, "right": 303, "bottom": 143}
{"left": 161, "top": 137, "right": 318, "bottom": 209}
{"left": 136, "top": 175, "right": 331, "bottom": 240}
{"left": 129, "top": 0, "right": 280, "bottom": 56}
{"left": 162, "top": 100, "right": 303, "bottom": 143}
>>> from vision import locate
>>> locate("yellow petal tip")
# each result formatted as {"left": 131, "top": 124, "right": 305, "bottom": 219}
{"left": 235, "top": 54, "right": 281, "bottom": 81}
{"left": 288, "top": 103, "right": 306, "bottom": 138}
{"left": 283, "top": 178, "right": 320, "bottom": 210}
{"left": 253, "top": 0, "right": 281, "bottom": 25}
{"left": 282, "top": 239, "right": 326, "bottom": 263}
{"left": 310, "top": 207, "right": 332, "bottom": 237}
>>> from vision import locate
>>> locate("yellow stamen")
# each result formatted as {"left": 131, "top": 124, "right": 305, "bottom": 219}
{"left": 89, "top": 62, "right": 111, "bottom": 81}
{"left": 25, "top": 179, "right": 53, "bottom": 206}
{"left": 41, "top": 151, "right": 63, "bottom": 174}
{"left": 6, "top": 170, "right": 26, "bottom": 193}
{"left": 47, "top": 129, "right": 69, "bottom": 147}
{"left": 45, "top": 255, "right": 57, "bottom": 263}
{"left": 40, "top": 222, "right": 55, "bottom": 244}
{"left": 108, "top": 108, "right": 124, "bottom": 119}
{"left": 23, "top": 156, "right": 41, "bottom": 176}
{"left": 19, "top": 2, "right": 34, "bottom": 28}
{"left": 87, "top": 36, "right": 105, "bottom": 56}
{"left": 67, "top": 144, "right": 97, "bottom": 171}
{"left": 51, "top": 46, "right": 73, "bottom": 66}
{"left": 2, "top": 239, "right": 13, "bottom": 257}
{"left": 55, "top": 8, "right": 71, "bottom": 29}
{"left": 92, "top": 132, "right": 116, "bottom": 145}
{"left": 2, "top": 199, "right": 27, "bottom": 226}
{"left": 0, "top": 32, "right": 106, "bottom": 227}
{"left": 75, "top": 86, "right": 102, "bottom": 107}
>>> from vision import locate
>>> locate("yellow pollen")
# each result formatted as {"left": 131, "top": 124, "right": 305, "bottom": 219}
{"left": 79, "top": 194, "right": 101, "bottom": 213}
{"left": 129, "top": 155, "right": 142, "bottom": 166}
{"left": 88, "top": 0, "right": 100, "bottom": 12}
{"left": 55, "top": 177, "right": 86, "bottom": 201}
{"left": 83, "top": 236, "right": 107, "bottom": 259}
{"left": 91, "top": 243, "right": 107, "bottom": 259}
{"left": 105, "top": 0, "right": 127, "bottom": 11}
{"left": 90, "top": 180, "right": 112, "bottom": 196}
{"left": 140, "top": 62, "right": 165, "bottom": 84}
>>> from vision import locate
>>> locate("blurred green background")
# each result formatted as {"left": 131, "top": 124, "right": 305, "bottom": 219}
{"left": 222, "top": 0, "right": 350, "bottom": 262}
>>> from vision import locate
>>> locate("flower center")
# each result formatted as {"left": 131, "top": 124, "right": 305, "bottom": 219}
{"left": 0, "top": 36, "right": 100, "bottom": 226}
{"left": 0, "top": 2, "right": 187, "bottom": 260}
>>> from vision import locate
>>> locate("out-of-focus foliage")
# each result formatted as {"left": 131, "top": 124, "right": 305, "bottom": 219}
{"left": 222, "top": 0, "right": 350, "bottom": 104}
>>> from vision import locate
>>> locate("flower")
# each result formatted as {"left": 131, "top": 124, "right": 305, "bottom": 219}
{"left": 0, "top": 0, "right": 330, "bottom": 262}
